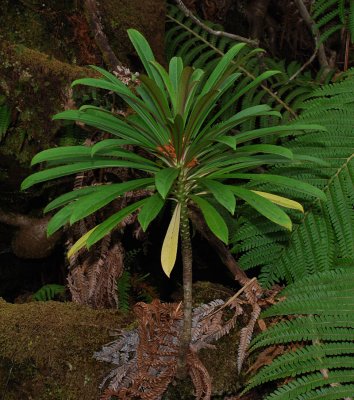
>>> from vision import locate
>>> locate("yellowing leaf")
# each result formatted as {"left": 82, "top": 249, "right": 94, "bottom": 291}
{"left": 251, "top": 191, "right": 304, "bottom": 213}
{"left": 67, "top": 227, "right": 96, "bottom": 259}
{"left": 161, "top": 203, "right": 181, "bottom": 277}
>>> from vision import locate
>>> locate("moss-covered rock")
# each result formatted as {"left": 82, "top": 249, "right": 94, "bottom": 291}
{"left": 0, "top": 41, "right": 93, "bottom": 167}
{"left": 0, "top": 299, "right": 131, "bottom": 399}
{"left": 0, "top": 0, "right": 166, "bottom": 169}
{"left": 0, "top": 282, "right": 250, "bottom": 399}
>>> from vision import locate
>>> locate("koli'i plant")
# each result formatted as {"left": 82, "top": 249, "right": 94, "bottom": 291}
{"left": 21, "top": 29, "right": 326, "bottom": 373}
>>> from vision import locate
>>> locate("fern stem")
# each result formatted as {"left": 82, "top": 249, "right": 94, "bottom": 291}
{"left": 166, "top": 13, "right": 297, "bottom": 118}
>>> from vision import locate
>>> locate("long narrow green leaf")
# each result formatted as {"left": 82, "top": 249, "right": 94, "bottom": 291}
{"left": 183, "top": 69, "right": 205, "bottom": 119}
{"left": 139, "top": 75, "right": 171, "bottom": 120}
{"left": 204, "top": 105, "right": 280, "bottom": 140}
{"left": 191, "top": 195, "right": 229, "bottom": 243}
{"left": 235, "top": 144, "right": 293, "bottom": 159}
{"left": 91, "top": 139, "right": 135, "bottom": 155}
{"left": 21, "top": 160, "right": 159, "bottom": 190}
{"left": 155, "top": 167, "right": 179, "bottom": 198}
{"left": 127, "top": 29, "right": 163, "bottom": 89}
{"left": 230, "top": 187, "right": 292, "bottom": 230}
{"left": 204, "top": 71, "right": 282, "bottom": 131}
{"left": 89, "top": 65, "right": 127, "bottom": 86}
{"left": 138, "top": 193, "right": 165, "bottom": 231}
{"left": 184, "top": 90, "right": 219, "bottom": 142}
{"left": 200, "top": 43, "right": 246, "bottom": 95}
{"left": 226, "top": 173, "right": 327, "bottom": 201}
{"left": 176, "top": 66, "right": 194, "bottom": 116}
{"left": 169, "top": 57, "right": 184, "bottom": 97}
{"left": 31, "top": 146, "right": 92, "bottom": 166}
{"left": 47, "top": 203, "right": 74, "bottom": 235}
{"left": 71, "top": 77, "right": 132, "bottom": 96}
{"left": 236, "top": 124, "right": 327, "bottom": 144}
{"left": 150, "top": 60, "right": 176, "bottom": 113}
{"left": 53, "top": 109, "right": 155, "bottom": 148}
{"left": 69, "top": 178, "right": 153, "bottom": 224}
{"left": 44, "top": 186, "right": 101, "bottom": 213}
{"left": 200, "top": 179, "right": 236, "bottom": 214}
{"left": 86, "top": 199, "right": 148, "bottom": 247}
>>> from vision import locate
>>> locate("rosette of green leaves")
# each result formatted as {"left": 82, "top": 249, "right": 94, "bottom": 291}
{"left": 21, "top": 29, "right": 326, "bottom": 277}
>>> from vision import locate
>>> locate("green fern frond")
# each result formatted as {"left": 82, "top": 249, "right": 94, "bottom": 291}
{"left": 251, "top": 317, "right": 354, "bottom": 351}
{"left": 266, "top": 371, "right": 354, "bottom": 400}
{"left": 0, "top": 103, "right": 11, "bottom": 141}
{"left": 116, "top": 270, "right": 131, "bottom": 312}
{"left": 245, "top": 269, "right": 354, "bottom": 398}
{"left": 312, "top": 0, "right": 354, "bottom": 45}
{"left": 166, "top": 4, "right": 324, "bottom": 122}
{"left": 32, "top": 284, "right": 65, "bottom": 301}
{"left": 231, "top": 77, "right": 354, "bottom": 286}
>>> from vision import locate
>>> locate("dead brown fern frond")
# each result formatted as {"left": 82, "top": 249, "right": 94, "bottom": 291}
{"left": 95, "top": 295, "right": 246, "bottom": 400}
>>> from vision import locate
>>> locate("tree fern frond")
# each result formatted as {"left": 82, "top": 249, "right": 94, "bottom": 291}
{"left": 245, "top": 270, "right": 354, "bottom": 398}
{"left": 312, "top": 0, "right": 354, "bottom": 45}
{"left": 251, "top": 317, "right": 354, "bottom": 351}
{"left": 32, "top": 284, "right": 66, "bottom": 301}
{"left": 231, "top": 77, "right": 354, "bottom": 286}
{"left": 265, "top": 371, "right": 354, "bottom": 400}
{"left": 166, "top": 4, "right": 324, "bottom": 122}
{"left": 116, "top": 271, "right": 131, "bottom": 312}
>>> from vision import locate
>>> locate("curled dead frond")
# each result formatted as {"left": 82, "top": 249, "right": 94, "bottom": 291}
{"left": 95, "top": 294, "right": 248, "bottom": 399}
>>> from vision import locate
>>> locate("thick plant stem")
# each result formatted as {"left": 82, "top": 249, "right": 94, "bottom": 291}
{"left": 176, "top": 180, "right": 193, "bottom": 378}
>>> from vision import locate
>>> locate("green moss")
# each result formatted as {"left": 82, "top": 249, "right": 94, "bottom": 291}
{"left": 0, "top": 280, "right": 252, "bottom": 399}
{"left": 100, "top": 0, "right": 166, "bottom": 64}
{"left": 0, "top": 299, "right": 131, "bottom": 399}
{"left": 0, "top": 1, "right": 80, "bottom": 63}
{"left": 0, "top": 41, "right": 94, "bottom": 166}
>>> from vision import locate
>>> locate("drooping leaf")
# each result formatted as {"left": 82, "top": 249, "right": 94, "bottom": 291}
{"left": 31, "top": 146, "right": 92, "bottom": 166}
{"left": 67, "top": 227, "right": 97, "bottom": 259}
{"left": 155, "top": 167, "right": 179, "bottom": 198}
{"left": 138, "top": 193, "right": 165, "bottom": 231}
{"left": 227, "top": 173, "right": 327, "bottom": 201}
{"left": 252, "top": 190, "right": 304, "bottom": 212}
{"left": 161, "top": 203, "right": 181, "bottom": 277}
{"left": 191, "top": 195, "right": 229, "bottom": 243}
{"left": 86, "top": 199, "right": 148, "bottom": 248}
{"left": 69, "top": 179, "right": 153, "bottom": 224}
{"left": 47, "top": 203, "right": 75, "bottom": 236}
{"left": 215, "top": 135, "right": 237, "bottom": 149}
{"left": 236, "top": 144, "right": 294, "bottom": 159}
{"left": 44, "top": 186, "right": 99, "bottom": 213}
{"left": 201, "top": 179, "right": 236, "bottom": 214}
{"left": 21, "top": 160, "right": 158, "bottom": 190}
{"left": 230, "top": 187, "right": 293, "bottom": 231}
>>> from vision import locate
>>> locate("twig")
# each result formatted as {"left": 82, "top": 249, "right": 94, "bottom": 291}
{"left": 202, "top": 278, "right": 257, "bottom": 320}
{"left": 167, "top": 13, "right": 297, "bottom": 117}
{"left": 83, "top": 0, "right": 122, "bottom": 70}
{"left": 293, "top": 0, "right": 329, "bottom": 70}
{"left": 174, "top": 0, "right": 259, "bottom": 48}
{"left": 288, "top": 47, "right": 318, "bottom": 81}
